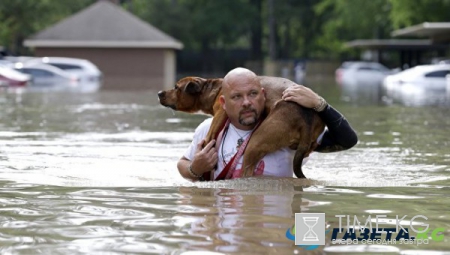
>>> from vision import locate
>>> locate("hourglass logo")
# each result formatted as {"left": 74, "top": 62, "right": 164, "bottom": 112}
{"left": 295, "top": 213, "right": 325, "bottom": 245}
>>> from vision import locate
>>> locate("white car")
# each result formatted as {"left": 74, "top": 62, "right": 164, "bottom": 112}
{"left": 26, "top": 57, "right": 102, "bottom": 84}
{"left": 383, "top": 64, "right": 450, "bottom": 95}
{"left": 14, "top": 62, "right": 80, "bottom": 87}
{"left": 446, "top": 74, "right": 450, "bottom": 97}
{"left": 0, "top": 66, "right": 31, "bottom": 87}
{"left": 335, "top": 61, "right": 395, "bottom": 87}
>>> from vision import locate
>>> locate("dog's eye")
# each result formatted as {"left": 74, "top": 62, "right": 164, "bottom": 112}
{"left": 174, "top": 85, "right": 178, "bottom": 90}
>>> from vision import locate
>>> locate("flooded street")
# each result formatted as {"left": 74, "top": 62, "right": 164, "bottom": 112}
{"left": 0, "top": 81, "right": 449, "bottom": 254}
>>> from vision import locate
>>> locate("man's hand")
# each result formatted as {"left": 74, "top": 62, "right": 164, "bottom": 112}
{"left": 282, "top": 84, "right": 322, "bottom": 108}
{"left": 190, "top": 139, "right": 218, "bottom": 175}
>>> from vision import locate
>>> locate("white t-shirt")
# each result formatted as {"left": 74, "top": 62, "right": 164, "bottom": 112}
{"left": 184, "top": 118, "right": 323, "bottom": 179}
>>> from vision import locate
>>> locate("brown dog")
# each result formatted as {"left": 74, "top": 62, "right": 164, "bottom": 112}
{"left": 158, "top": 76, "right": 325, "bottom": 178}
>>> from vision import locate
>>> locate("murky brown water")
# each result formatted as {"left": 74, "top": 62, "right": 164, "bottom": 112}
{"left": 0, "top": 81, "right": 449, "bottom": 254}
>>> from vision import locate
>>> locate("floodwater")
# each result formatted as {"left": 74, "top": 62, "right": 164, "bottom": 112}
{"left": 0, "top": 80, "right": 449, "bottom": 255}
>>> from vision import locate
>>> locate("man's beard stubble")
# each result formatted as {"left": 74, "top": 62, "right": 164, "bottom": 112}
{"left": 238, "top": 108, "right": 258, "bottom": 126}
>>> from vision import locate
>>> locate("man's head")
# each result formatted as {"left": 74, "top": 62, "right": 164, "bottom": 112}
{"left": 219, "top": 67, "right": 266, "bottom": 130}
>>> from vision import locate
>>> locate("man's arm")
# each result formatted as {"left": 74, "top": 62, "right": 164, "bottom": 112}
{"left": 282, "top": 84, "right": 358, "bottom": 152}
{"left": 315, "top": 104, "right": 358, "bottom": 152}
{"left": 177, "top": 157, "right": 200, "bottom": 181}
{"left": 177, "top": 139, "right": 217, "bottom": 182}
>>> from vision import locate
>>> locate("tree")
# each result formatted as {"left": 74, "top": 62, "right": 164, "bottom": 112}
{"left": 314, "top": 0, "right": 392, "bottom": 58}
{"left": 0, "top": 0, "right": 93, "bottom": 55}
{"left": 270, "top": 0, "right": 328, "bottom": 59}
{"left": 129, "top": 0, "right": 257, "bottom": 72}
{"left": 390, "top": 0, "right": 450, "bottom": 29}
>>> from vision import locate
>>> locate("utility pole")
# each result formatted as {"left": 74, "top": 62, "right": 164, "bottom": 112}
{"left": 268, "top": 0, "right": 276, "bottom": 60}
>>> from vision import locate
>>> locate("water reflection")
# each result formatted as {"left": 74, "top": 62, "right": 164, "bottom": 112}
{"left": 383, "top": 88, "right": 450, "bottom": 107}
{"left": 2, "top": 179, "right": 448, "bottom": 254}
{"left": 339, "top": 80, "right": 384, "bottom": 105}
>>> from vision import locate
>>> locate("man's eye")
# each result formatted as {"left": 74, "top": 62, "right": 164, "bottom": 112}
{"left": 232, "top": 95, "right": 241, "bottom": 100}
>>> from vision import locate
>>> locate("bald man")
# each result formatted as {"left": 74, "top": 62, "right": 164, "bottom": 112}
{"left": 177, "top": 67, "right": 357, "bottom": 181}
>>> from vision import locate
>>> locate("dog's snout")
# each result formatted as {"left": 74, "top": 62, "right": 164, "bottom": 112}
{"left": 158, "top": 91, "right": 165, "bottom": 98}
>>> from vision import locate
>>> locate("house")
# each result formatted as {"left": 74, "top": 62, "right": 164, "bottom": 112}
{"left": 23, "top": 0, "right": 183, "bottom": 90}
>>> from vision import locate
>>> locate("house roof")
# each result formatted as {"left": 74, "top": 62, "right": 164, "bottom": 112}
{"left": 345, "top": 39, "right": 449, "bottom": 50}
{"left": 391, "top": 22, "right": 450, "bottom": 38}
{"left": 24, "top": 1, "right": 183, "bottom": 49}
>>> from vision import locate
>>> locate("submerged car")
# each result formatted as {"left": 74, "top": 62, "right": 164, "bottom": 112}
{"left": 335, "top": 61, "right": 395, "bottom": 87}
{"left": 383, "top": 64, "right": 450, "bottom": 95}
{"left": 14, "top": 62, "right": 80, "bottom": 87}
{"left": 0, "top": 66, "right": 31, "bottom": 87}
{"left": 25, "top": 57, "right": 102, "bottom": 84}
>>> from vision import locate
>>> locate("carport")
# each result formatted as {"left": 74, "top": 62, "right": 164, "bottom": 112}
{"left": 345, "top": 39, "right": 448, "bottom": 69}
{"left": 346, "top": 22, "right": 450, "bottom": 69}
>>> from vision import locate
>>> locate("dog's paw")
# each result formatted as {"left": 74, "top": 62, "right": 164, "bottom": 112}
{"left": 240, "top": 168, "right": 255, "bottom": 178}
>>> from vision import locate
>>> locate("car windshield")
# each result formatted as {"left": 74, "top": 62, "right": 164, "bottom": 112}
{"left": 396, "top": 67, "right": 428, "bottom": 79}
{"left": 49, "top": 63, "right": 83, "bottom": 70}
{"left": 340, "top": 62, "right": 356, "bottom": 69}
{"left": 19, "top": 68, "right": 55, "bottom": 77}
{"left": 341, "top": 62, "right": 388, "bottom": 72}
{"left": 424, "top": 70, "right": 450, "bottom": 78}
{"left": 356, "top": 65, "right": 387, "bottom": 72}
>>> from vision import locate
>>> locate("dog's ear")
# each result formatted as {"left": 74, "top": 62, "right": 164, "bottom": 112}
{"left": 184, "top": 80, "right": 202, "bottom": 94}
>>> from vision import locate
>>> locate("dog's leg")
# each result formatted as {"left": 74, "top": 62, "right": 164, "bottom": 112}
{"left": 241, "top": 138, "right": 270, "bottom": 177}
{"left": 241, "top": 104, "right": 300, "bottom": 177}
{"left": 292, "top": 141, "right": 309, "bottom": 178}
{"left": 292, "top": 111, "right": 320, "bottom": 178}
{"left": 205, "top": 108, "right": 227, "bottom": 144}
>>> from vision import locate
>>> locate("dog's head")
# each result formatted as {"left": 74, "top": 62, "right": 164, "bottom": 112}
{"left": 158, "top": 76, "right": 220, "bottom": 114}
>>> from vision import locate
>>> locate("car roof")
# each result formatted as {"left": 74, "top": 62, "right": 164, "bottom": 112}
{"left": 392, "top": 64, "right": 450, "bottom": 78}
{"left": 26, "top": 57, "right": 99, "bottom": 70}
{"left": 35, "top": 57, "right": 93, "bottom": 66}
{"left": 17, "top": 63, "right": 75, "bottom": 77}
{"left": 0, "top": 66, "right": 30, "bottom": 81}
{"left": 407, "top": 64, "right": 450, "bottom": 72}
{"left": 340, "top": 61, "right": 387, "bottom": 68}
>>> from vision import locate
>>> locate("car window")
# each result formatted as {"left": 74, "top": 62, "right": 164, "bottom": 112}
{"left": 340, "top": 62, "right": 356, "bottom": 69}
{"left": 373, "top": 64, "right": 389, "bottom": 72}
{"left": 425, "top": 70, "right": 450, "bottom": 78}
{"left": 49, "top": 63, "right": 83, "bottom": 70}
{"left": 21, "top": 68, "right": 55, "bottom": 77}
{"left": 357, "top": 66, "right": 382, "bottom": 71}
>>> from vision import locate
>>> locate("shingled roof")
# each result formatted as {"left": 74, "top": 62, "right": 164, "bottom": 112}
{"left": 24, "top": 1, "right": 183, "bottom": 49}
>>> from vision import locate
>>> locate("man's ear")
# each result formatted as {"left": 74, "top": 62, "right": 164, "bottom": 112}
{"left": 219, "top": 95, "right": 226, "bottom": 110}
{"left": 261, "top": 87, "right": 266, "bottom": 98}
{"left": 184, "top": 81, "right": 201, "bottom": 94}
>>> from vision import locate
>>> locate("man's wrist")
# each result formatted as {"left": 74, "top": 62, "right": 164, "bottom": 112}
{"left": 188, "top": 163, "right": 204, "bottom": 180}
{"left": 313, "top": 96, "right": 328, "bottom": 112}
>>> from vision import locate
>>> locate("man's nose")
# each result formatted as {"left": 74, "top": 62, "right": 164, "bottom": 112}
{"left": 242, "top": 96, "right": 251, "bottom": 106}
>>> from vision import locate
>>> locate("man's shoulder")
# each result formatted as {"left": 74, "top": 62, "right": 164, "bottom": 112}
{"left": 198, "top": 117, "right": 213, "bottom": 127}
{"left": 193, "top": 117, "right": 213, "bottom": 135}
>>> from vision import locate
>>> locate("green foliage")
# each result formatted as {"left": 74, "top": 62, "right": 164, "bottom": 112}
{"left": 389, "top": 0, "right": 450, "bottom": 29}
{"left": 0, "top": 0, "right": 448, "bottom": 60}
{"left": 314, "top": 0, "right": 392, "bottom": 58}
{"left": 0, "top": 0, "right": 94, "bottom": 55}
{"left": 129, "top": 0, "right": 256, "bottom": 51}
{"left": 270, "top": 0, "right": 327, "bottom": 59}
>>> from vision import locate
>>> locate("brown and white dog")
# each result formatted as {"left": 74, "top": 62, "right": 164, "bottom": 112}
{"left": 158, "top": 76, "right": 325, "bottom": 178}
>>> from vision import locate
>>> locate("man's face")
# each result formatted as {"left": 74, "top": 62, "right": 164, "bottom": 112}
{"left": 220, "top": 78, "right": 265, "bottom": 129}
